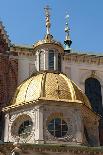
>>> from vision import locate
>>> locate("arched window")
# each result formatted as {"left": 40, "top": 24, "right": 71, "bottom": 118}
{"left": 85, "top": 78, "right": 103, "bottom": 115}
{"left": 48, "top": 50, "right": 54, "bottom": 70}
{"left": 39, "top": 51, "right": 44, "bottom": 71}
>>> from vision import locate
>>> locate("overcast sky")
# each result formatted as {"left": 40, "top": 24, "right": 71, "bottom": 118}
{"left": 0, "top": 0, "right": 103, "bottom": 53}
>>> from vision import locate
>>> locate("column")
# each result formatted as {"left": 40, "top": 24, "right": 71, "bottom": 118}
{"left": 35, "top": 106, "right": 44, "bottom": 144}
{"left": 54, "top": 52, "right": 57, "bottom": 70}
{"left": 73, "top": 110, "right": 83, "bottom": 144}
{"left": 44, "top": 51, "right": 46, "bottom": 70}
{"left": 36, "top": 52, "right": 39, "bottom": 71}
{"left": 4, "top": 113, "right": 9, "bottom": 142}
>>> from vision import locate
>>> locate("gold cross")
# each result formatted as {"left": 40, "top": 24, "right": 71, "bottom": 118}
{"left": 44, "top": 5, "right": 51, "bottom": 17}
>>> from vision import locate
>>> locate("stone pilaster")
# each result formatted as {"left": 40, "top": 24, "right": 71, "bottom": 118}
{"left": 73, "top": 109, "right": 83, "bottom": 144}
{"left": 54, "top": 52, "right": 56, "bottom": 70}
{"left": 4, "top": 113, "right": 9, "bottom": 142}
{"left": 35, "top": 106, "right": 44, "bottom": 144}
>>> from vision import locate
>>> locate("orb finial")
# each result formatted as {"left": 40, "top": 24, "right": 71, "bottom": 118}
{"left": 44, "top": 5, "right": 51, "bottom": 35}
{"left": 64, "top": 13, "right": 72, "bottom": 51}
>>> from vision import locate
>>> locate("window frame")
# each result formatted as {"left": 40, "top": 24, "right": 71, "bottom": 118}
{"left": 48, "top": 50, "right": 54, "bottom": 70}
{"left": 47, "top": 118, "right": 68, "bottom": 138}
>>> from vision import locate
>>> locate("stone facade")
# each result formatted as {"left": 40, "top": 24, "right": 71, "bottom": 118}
{"left": 0, "top": 22, "right": 18, "bottom": 108}
{"left": 3, "top": 100, "right": 99, "bottom": 147}
{"left": 0, "top": 22, "right": 18, "bottom": 139}
{"left": 0, "top": 143, "right": 103, "bottom": 155}
{"left": 0, "top": 55, "right": 17, "bottom": 105}
{"left": 62, "top": 53, "right": 103, "bottom": 145}
{"left": 2, "top": 42, "right": 103, "bottom": 145}
{"left": 0, "top": 11, "right": 103, "bottom": 155}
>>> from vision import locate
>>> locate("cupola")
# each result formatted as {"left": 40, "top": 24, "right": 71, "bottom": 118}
{"left": 33, "top": 6, "right": 64, "bottom": 72}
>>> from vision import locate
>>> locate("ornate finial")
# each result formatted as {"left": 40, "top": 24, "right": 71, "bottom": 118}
{"left": 65, "top": 14, "right": 70, "bottom": 37}
{"left": 91, "top": 70, "right": 96, "bottom": 78}
{"left": 44, "top": 5, "right": 51, "bottom": 35}
{"left": 64, "top": 13, "right": 72, "bottom": 51}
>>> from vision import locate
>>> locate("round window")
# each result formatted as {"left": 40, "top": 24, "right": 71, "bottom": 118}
{"left": 48, "top": 118, "right": 68, "bottom": 138}
{"left": 18, "top": 120, "right": 33, "bottom": 139}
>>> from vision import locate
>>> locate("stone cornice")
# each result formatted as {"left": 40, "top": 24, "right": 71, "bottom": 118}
{"left": 21, "top": 144, "right": 103, "bottom": 154}
{"left": 63, "top": 53, "right": 103, "bottom": 65}
{"left": 0, "top": 143, "right": 103, "bottom": 155}
{"left": 10, "top": 45, "right": 34, "bottom": 56}
{"left": 2, "top": 98, "right": 97, "bottom": 119}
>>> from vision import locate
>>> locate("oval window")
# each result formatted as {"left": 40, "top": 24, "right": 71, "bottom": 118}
{"left": 18, "top": 120, "right": 33, "bottom": 139}
{"left": 48, "top": 118, "right": 68, "bottom": 138}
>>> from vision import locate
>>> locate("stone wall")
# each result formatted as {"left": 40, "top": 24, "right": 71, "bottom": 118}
{"left": 0, "top": 55, "right": 18, "bottom": 139}
{"left": 0, "top": 55, "right": 18, "bottom": 107}
{"left": 0, "top": 143, "right": 103, "bottom": 155}
{"left": 62, "top": 57, "right": 103, "bottom": 145}
{"left": 43, "top": 103, "right": 83, "bottom": 145}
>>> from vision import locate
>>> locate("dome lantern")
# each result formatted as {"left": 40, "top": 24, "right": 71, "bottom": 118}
{"left": 33, "top": 6, "right": 64, "bottom": 72}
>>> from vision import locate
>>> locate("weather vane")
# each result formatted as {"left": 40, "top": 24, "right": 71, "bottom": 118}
{"left": 44, "top": 5, "right": 51, "bottom": 35}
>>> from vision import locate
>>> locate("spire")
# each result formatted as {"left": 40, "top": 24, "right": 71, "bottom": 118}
{"left": 44, "top": 5, "right": 51, "bottom": 35}
{"left": 64, "top": 14, "right": 72, "bottom": 51}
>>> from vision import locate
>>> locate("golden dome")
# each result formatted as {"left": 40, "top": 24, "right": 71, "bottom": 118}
{"left": 33, "top": 34, "right": 64, "bottom": 52}
{"left": 11, "top": 71, "right": 91, "bottom": 109}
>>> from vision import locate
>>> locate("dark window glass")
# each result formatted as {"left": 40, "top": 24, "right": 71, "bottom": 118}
{"left": 39, "top": 51, "right": 44, "bottom": 70}
{"left": 62, "top": 131, "right": 67, "bottom": 137}
{"left": 48, "top": 124, "right": 54, "bottom": 130}
{"left": 15, "top": 152, "right": 20, "bottom": 155}
{"left": 85, "top": 78, "right": 103, "bottom": 115}
{"left": 58, "top": 54, "right": 61, "bottom": 72}
{"left": 18, "top": 120, "right": 33, "bottom": 139}
{"left": 84, "top": 126, "right": 90, "bottom": 144}
{"left": 48, "top": 50, "right": 54, "bottom": 70}
{"left": 48, "top": 118, "right": 68, "bottom": 138}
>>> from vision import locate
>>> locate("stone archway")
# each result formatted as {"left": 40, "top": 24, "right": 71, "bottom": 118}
{"left": 85, "top": 77, "right": 103, "bottom": 146}
{"left": 85, "top": 77, "right": 102, "bottom": 115}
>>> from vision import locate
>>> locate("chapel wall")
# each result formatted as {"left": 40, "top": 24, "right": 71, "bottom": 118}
{"left": 43, "top": 104, "right": 83, "bottom": 145}
{"left": 18, "top": 53, "right": 36, "bottom": 85}
{"left": 62, "top": 58, "right": 103, "bottom": 145}
{"left": 0, "top": 55, "right": 18, "bottom": 106}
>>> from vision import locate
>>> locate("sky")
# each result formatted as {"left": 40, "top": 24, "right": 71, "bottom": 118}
{"left": 0, "top": 0, "right": 103, "bottom": 53}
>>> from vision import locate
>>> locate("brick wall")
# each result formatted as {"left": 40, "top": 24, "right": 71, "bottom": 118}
{"left": 0, "top": 55, "right": 18, "bottom": 107}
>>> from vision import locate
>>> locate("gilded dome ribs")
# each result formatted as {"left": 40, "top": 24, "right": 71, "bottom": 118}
{"left": 59, "top": 74, "right": 74, "bottom": 100}
{"left": 55, "top": 74, "right": 60, "bottom": 99}
{"left": 8, "top": 71, "right": 91, "bottom": 110}
{"left": 40, "top": 72, "right": 46, "bottom": 97}
{"left": 24, "top": 77, "right": 35, "bottom": 102}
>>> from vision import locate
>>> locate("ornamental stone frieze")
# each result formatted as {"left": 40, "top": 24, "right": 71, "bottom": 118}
{"left": 79, "top": 69, "right": 103, "bottom": 86}
{"left": 64, "top": 53, "right": 103, "bottom": 65}
{"left": 43, "top": 105, "right": 82, "bottom": 144}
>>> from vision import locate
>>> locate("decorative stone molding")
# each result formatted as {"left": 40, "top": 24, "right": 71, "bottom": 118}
{"left": 79, "top": 70, "right": 103, "bottom": 86}
{"left": 43, "top": 104, "right": 83, "bottom": 144}
{"left": 10, "top": 45, "right": 34, "bottom": 57}
{"left": 64, "top": 53, "right": 103, "bottom": 65}
{"left": 6, "top": 107, "right": 38, "bottom": 143}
